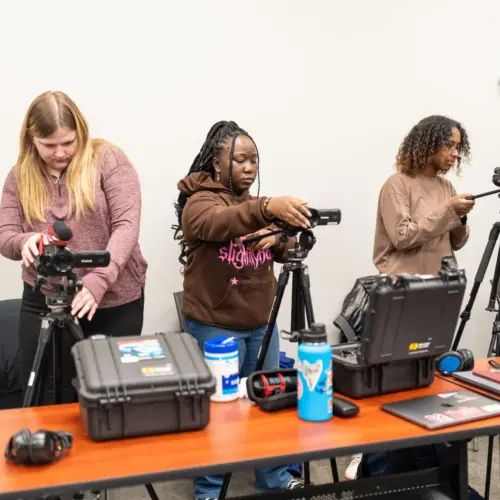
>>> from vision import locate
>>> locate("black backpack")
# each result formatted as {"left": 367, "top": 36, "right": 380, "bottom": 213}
{"left": 333, "top": 275, "right": 377, "bottom": 343}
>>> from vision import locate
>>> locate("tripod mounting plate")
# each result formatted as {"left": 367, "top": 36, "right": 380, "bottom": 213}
{"left": 287, "top": 248, "right": 309, "bottom": 262}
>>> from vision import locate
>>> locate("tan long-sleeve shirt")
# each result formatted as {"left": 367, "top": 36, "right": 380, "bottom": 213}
{"left": 373, "top": 172, "right": 469, "bottom": 276}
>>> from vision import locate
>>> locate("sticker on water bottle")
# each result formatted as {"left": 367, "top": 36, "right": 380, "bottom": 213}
{"left": 297, "top": 360, "right": 333, "bottom": 397}
{"left": 302, "top": 360, "right": 323, "bottom": 391}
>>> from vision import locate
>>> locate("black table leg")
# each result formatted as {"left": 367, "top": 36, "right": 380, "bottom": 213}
{"left": 484, "top": 435, "right": 494, "bottom": 500}
{"left": 145, "top": 483, "right": 160, "bottom": 500}
{"left": 448, "top": 441, "right": 469, "bottom": 500}
{"left": 218, "top": 473, "right": 232, "bottom": 500}
{"left": 303, "top": 462, "right": 311, "bottom": 485}
{"left": 330, "top": 458, "right": 339, "bottom": 483}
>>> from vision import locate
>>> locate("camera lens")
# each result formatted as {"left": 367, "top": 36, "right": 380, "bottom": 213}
{"left": 53, "top": 251, "right": 74, "bottom": 273}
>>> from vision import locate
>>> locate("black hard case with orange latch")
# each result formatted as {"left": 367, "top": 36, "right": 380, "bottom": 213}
{"left": 331, "top": 258, "right": 467, "bottom": 399}
{"left": 71, "top": 332, "right": 216, "bottom": 441}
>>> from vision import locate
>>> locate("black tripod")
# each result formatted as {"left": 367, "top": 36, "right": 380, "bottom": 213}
{"left": 452, "top": 221, "right": 500, "bottom": 355}
{"left": 450, "top": 222, "right": 500, "bottom": 500}
{"left": 24, "top": 272, "right": 162, "bottom": 500}
{"left": 255, "top": 229, "right": 317, "bottom": 372}
{"left": 23, "top": 272, "right": 85, "bottom": 408}
{"left": 217, "top": 230, "right": 339, "bottom": 500}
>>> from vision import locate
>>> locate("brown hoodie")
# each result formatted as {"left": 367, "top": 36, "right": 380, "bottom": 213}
{"left": 178, "top": 172, "right": 294, "bottom": 329}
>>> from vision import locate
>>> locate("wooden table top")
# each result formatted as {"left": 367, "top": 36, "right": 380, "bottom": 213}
{"left": 1, "top": 358, "right": 500, "bottom": 499}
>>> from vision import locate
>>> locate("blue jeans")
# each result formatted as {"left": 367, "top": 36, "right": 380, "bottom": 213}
{"left": 184, "top": 319, "right": 294, "bottom": 499}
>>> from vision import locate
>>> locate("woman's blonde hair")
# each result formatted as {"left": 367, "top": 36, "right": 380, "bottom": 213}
{"left": 15, "top": 91, "right": 109, "bottom": 226}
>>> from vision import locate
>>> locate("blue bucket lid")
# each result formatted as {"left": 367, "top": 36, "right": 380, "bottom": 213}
{"left": 204, "top": 336, "right": 238, "bottom": 354}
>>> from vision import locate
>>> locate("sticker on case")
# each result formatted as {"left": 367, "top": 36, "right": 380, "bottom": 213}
{"left": 117, "top": 339, "right": 166, "bottom": 363}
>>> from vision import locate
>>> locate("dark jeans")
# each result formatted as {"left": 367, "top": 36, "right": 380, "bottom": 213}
{"left": 18, "top": 282, "right": 144, "bottom": 405}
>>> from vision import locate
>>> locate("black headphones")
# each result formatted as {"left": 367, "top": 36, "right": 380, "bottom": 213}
{"left": 435, "top": 348, "right": 475, "bottom": 376}
{"left": 4, "top": 429, "right": 73, "bottom": 465}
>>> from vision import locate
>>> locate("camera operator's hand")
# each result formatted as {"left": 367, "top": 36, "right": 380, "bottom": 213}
{"left": 450, "top": 194, "right": 475, "bottom": 217}
{"left": 243, "top": 227, "right": 279, "bottom": 251}
{"left": 265, "top": 197, "right": 311, "bottom": 229}
{"left": 71, "top": 287, "right": 98, "bottom": 320}
{"left": 21, "top": 233, "right": 49, "bottom": 267}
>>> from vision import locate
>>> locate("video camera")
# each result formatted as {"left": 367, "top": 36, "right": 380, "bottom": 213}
{"left": 35, "top": 221, "right": 110, "bottom": 279}
{"left": 236, "top": 207, "right": 341, "bottom": 250}
{"left": 274, "top": 208, "right": 341, "bottom": 238}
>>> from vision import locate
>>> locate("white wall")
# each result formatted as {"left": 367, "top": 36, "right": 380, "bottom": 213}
{"left": 1, "top": 0, "right": 500, "bottom": 360}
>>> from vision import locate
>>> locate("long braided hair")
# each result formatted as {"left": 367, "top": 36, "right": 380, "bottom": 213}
{"left": 173, "top": 121, "right": 260, "bottom": 264}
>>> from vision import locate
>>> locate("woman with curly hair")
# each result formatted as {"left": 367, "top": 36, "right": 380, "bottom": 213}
{"left": 354, "top": 117, "right": 482, "bottom": 498}
{"left": 373, "top": 115, "right": 475, "bottom": 276}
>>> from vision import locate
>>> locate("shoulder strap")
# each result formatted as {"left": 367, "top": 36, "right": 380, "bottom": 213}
{"left": 333, "top": 314, "right": 359, "bottom": 343}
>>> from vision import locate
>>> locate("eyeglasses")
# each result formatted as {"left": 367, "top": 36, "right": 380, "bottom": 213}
{"left": 442, "top": 141, "right": 461, "bottom": 153}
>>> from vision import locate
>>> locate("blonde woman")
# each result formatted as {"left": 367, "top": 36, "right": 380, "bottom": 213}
{"left": 0, "top": 91, "right": 148, "bottom": 406}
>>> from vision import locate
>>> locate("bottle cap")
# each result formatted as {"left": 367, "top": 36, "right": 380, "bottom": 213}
{"left": 300, "top": 323, "right": 327, "bottom": 343}
{"left": 204, "top": 336, "right": 238, "bottom": 354}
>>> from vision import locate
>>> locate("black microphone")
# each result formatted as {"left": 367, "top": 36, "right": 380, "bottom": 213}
{"left": 49, "top": 221, "right": 73, "bottom": 244}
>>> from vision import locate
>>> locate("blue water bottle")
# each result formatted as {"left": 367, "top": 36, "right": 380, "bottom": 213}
{"left": 297, "top": 323, "right": 333, "bottom": 422}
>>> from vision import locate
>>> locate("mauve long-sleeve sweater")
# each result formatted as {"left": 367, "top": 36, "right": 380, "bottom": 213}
{"left": 0, "top": 145, "right": 148, "bottom": 308}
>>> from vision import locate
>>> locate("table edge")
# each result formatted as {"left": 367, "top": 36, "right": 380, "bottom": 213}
{"left": 3, "top": 422, "right": 499, "bottom": 499}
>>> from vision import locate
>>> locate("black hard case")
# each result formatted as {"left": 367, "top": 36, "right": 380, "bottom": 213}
{"left": 332, "top": 262, "right": 467, "bottom": 399}
{"left": 71, "top": 332, "right": 216, "bottom": 441}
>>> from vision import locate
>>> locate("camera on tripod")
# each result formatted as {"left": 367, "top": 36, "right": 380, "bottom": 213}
{"left": 236, "top": 208, "right": 341, "bottom": 255}
{"left": 24, "top": 221, "right": 111, "bottom": 409}
{"left": 274, "top": 207, "right": 341, "bottom": 238}
{"left": 36, "top": 221, "right": 110, "bottom": 279}
{"left": 253, "top": 207, "right": 341, "bottom": 371}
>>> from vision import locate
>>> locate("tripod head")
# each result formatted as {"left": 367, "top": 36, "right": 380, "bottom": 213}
{"left": 286, "top": 230, "right": 316, "bottom": 262}
{"left": 45, "top": 272, "right": 83, "bottom": 314}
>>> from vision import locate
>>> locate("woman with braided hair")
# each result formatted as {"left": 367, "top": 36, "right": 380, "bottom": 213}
{"left": 373, "top": 115, "right": 475, "bottom": 276}
{"left": 173, "top": 120, "right": 308, "bottom": 499}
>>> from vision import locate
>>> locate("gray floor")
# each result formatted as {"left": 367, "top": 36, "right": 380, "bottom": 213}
{"left": 104, "top": 436, "right": 499, "bottom": 499}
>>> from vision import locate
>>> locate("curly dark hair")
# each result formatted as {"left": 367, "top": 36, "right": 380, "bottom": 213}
{"left": 396, "top": 115, "right": 471, "bottom": 176}
{"left": 172, "top": 121, "right": 259, "bottom": 265}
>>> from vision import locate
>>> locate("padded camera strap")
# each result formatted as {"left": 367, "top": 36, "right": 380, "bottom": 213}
{"left": 334, "top": 314, "right": 358, "bottom": 343}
